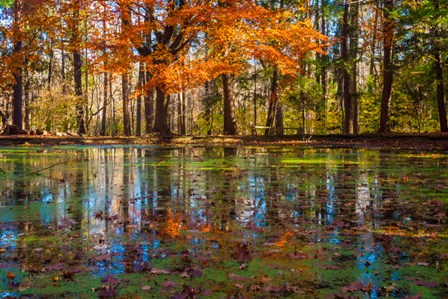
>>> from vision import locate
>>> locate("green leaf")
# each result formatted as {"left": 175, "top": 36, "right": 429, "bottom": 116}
{"left": 0, "top": 0, "right": 14, "bottom": 8}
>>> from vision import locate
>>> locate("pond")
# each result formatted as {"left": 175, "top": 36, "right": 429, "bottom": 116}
{"left": 0, "top": 145, "right": 447, "bottom": 298}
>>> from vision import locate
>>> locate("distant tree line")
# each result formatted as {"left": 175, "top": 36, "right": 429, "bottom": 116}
{"left": 0, "top": 0, "right": 447, "bottom": 136}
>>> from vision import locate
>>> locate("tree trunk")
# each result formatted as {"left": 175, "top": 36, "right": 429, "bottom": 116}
{"left": 144, "top": 69, "right": 154, "bottom": 134}
{"left": 61, "top": 47, "right": 66, "bottom": 94}
{"left": 265, "top": 68, "right": 278, "bottom": 136}
{"left": 136, "top": 63, "right": 143, "bottom": 136}
{"left": 73, "top": 1, "right": 86, "bottom": 135}
{"left": 253, "top": 66, "right": 257, "bottom": 135}
{"left": 222, "top": 74, "right": 237, "bottom": 135}
{"left": 433, "top": 0, "right": 448, "bottom": 132}
{"left": 153, "top": 87, "right": 170, "bottom": 134}
{"left": 341, "top": 2, "right": 351, "bottom": 134}
{"left": 275, "top": 103, "right": 284, "bottom": 135}
{"left": 48, "top": 43, "right": 53, "bottom": 88}
{"left": 204, "top": 81, "right": 212, "bottom": 135}
{"left": 84, "top": 49, "right": 89, "bottom": 132}
{"left": 74, "top": 51, "right": 86, "bottom": 134}
{"left": 350, "top": 0, "right": 359, "bottom": 134}
{"left": 434, "top": 47, "right": 448, "bottom": 132}
{"left": 179, "top": 92, "right": 186, "bottom": 134}
{"left": 101, "top": 72, "right": 108, "bottom": 136}
{"left": 120, "top": 3, "right": 131, "bottom": 136}
{"left": 24, "top": 62, "right": 30, "bottom": 130}
{"left": 379, "top": 0, "right": 394, "bottom": 133}
{"left": 122, "top": 73, "right": 131, "bottom": 136}
{"left": 369, "top": 0, "right": 380, "bottom": 86}
{"left": 12, "top": 0, "right": 23, "bottom": 131}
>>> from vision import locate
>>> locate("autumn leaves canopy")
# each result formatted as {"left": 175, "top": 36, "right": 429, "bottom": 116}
{"left": 96, "top": 0, "right": 328, "bottom": 93}
{"left": 1, "top": 0, "right": 328, "bottom": 134}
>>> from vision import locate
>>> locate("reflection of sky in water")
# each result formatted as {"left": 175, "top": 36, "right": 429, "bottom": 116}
{"left": 0, "top": 228, "right": 18, "bottom": 299}
{"left": 248, "top": 175, "right": 266, "bottom": 227}
{"left": 356, "top": 236, "right": 383, "bottom": 299}
{"left": 0, "top": 147, "right": 446, "bottom": 292}
{"left": 0, "top": 227, "right": 17, "bottom": 254}
{"left": 40, "top": 187, "right": 54, "bottom": 225}
{"left": 326, "top": 173, "right": 336, "bottom": 225}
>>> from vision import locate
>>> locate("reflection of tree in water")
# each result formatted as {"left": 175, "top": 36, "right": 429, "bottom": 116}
{"left": 0, "top": 146, "right": 447, "bottom": 296}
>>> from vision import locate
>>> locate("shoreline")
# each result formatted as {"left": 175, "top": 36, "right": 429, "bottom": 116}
{"left": 0, "top": 133, "right": 447, "bottom": 151}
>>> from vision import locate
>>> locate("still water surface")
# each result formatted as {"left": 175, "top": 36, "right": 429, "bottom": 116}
{"left": 0, "top": 146, "right": 447, "bottom": 298}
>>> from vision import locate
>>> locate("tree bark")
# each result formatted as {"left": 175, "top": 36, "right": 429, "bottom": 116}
{"left": 100, "top": 72, "right": 108, "bottom": 136}
{"left": 204, "top": 81, "right": 212, "bottom": 135}
{"left": 136, "top": 63, "right": 143, "bottom": 136}
{"left": 61, "top": 47, "right": 66, "bottom": 94}
{"left": 122, "top": 73, "right": 131, "bottom": 136}
{"left": 179, "top": 92, "right": 186, "bottom": 134}
{"left": 73, "top": 1, "right": 86, "bottom": 135}
{"left": 265, "top": 68, "right": 278, "bottom": 135}
{"left": 24, "top": 62, "right": 30, "bottom": 130}
{"left": 433, "top": 0, "right": 448, "bottom": 132}
{"left": 12, "top": 0, "right": 23, "bottom": 131}
{"left": 222, "top": 74, "right": 237, "bottom": 135}
{"left": 341, "top": 2, "right": 351, "bottom": 134}
{"left": 253, "top": 66, "right": 257, "bottom": 135}
{"left": 434, "top": 47, "right": 448, "bottom": 132}
{"left": 48, "top": 43, "right": 53, "bottom": 89}
{"left": 369, "top": 0, "right": 380, "bottom": 86}
{"left": 120, "top": 3, "right": 131, "bottom": 136}
{"left": 153, "top": 87, "right": 170, "bottom": 134}
{"left": 350, "top": 0, "right": 359, "bottom": 134}
{"left": 74, "top": 50, "right": 86, "bottom": 134}
{"left": 144, "top": 84, "right": 154, "bottom": 134}
{"left": 379, "top": 0, "right": 394, "bottom": 133}
{"left": 275, "top": 103, "right": 284, "bottom": 135}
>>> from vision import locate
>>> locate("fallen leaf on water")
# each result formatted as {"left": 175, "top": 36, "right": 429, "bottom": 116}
{"left": 228, "top": 273, "right": 248, "bottom": 282}
{"left": 289, "top": 252, "right": 308, "bottom": 260}
{"left": 413, "top": 279, "right": 438, "bottom": 288}
{"left": 324, "top": 265, "right": 340, "bottom": 270}
{"left": 45, "top": 263, "right": 64, "bottom": 271}
{"left": 342, "top": 281, "right": 364, "bottom": 293}
{"left": 141, "top": 285, "right": 152, "bottom": 291}
{"left": 149, "top": 268, "right": 172, "bottom": 275}
{"left": 7, "top": 272, "right": 16, "bottom": 280}
{"left": 232, "top": 242, "right": 252, "bottom": 263}
{"left": 263, "top": 284, "right": 284, "bottom": 293}
{"left": 162, "top": 280, "right": 178, "bottom": 288}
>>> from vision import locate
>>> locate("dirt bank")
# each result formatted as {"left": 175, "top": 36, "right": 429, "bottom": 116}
{"left": 0, "top": 133, "right": 448, "bottom": 151}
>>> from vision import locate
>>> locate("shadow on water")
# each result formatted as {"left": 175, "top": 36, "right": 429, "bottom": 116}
{"left": 0, "top": 146, "right": 447, "bottom": 298}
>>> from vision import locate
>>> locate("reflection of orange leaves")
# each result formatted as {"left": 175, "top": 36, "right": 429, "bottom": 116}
{"left": 199, "top": 224, "right": 212, "bottom": 233}
{"left": 165, "top": 210, "right": 181, "bottom": 238}
{"left": 7, "top": 272, "right": 16, "bottom": 281}
{"left": 275, "top": 231, "right": 294, "bottom": 248}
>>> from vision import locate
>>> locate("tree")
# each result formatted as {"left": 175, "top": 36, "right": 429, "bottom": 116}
{"left": 379, "top": 0, "right": 394, "bottom": 133}
{"left": 71, "top": 0, "right": 87, "bottom": 134}
{"left": 12, "top": 0, "right": 23, "bottom": 130}
{"left": 119, "top": 1, "right": 131, "bottom": 136}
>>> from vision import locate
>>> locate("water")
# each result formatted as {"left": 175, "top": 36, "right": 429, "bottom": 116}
{"left": 0, "top": 145, "right": 447, "bottom": 298}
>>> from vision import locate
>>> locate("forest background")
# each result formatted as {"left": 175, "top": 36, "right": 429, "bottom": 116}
{"left": 0, "top": 0, "right": 447, "bottom": 137}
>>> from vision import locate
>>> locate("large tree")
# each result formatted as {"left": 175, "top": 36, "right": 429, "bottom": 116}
{"left": 379, "top": 0, "right": 395, "bottom": 133}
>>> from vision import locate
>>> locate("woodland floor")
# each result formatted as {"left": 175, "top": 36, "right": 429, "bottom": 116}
{"left": 0, "top": 133, "right": 447, "bottom": 151}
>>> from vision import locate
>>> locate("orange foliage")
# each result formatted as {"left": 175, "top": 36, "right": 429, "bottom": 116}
{"left": 164, "top": 210, "right": 181, "bottom": 238}
{"left": 1, "top": 0, "right": 329, "bottom": 98}
{"left": 274, "top": 231, "right": 295, "bottom": 248}
{"left": 85, "top": 0, "right": 329, "bottom": 95}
